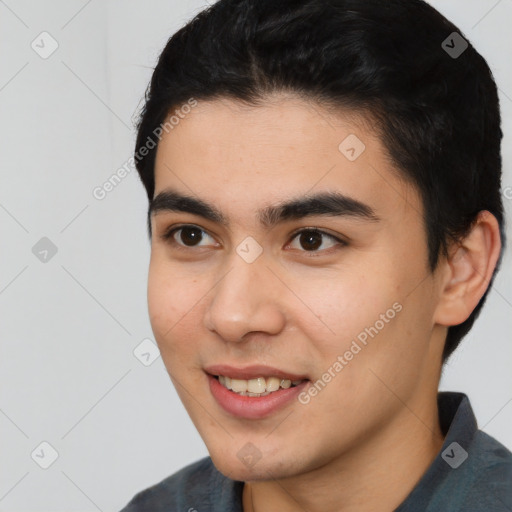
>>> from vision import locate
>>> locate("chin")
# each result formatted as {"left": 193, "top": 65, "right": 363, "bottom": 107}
{"left": 210, "top": 456, "right": 278, "bottom": 482}
{"left": 208, "top": 444, "right": 303, "bottom": 482}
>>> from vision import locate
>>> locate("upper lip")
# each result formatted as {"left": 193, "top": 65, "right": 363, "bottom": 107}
{"left": 205, "top": 364, "right": 309, "bottom": 381}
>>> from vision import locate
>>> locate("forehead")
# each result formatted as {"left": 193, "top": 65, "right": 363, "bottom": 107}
{"left": 156, "top": 94, "right": 371, "bottom": 168}
{"left": 153, "top": 94, "right": 422, "bottom": 227}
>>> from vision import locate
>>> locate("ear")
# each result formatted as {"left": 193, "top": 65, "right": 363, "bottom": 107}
{"left": 433, "top": 210, "right": 502, "bottom": 327}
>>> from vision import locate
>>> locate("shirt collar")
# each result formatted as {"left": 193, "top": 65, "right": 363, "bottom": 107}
{"left": 395, "top": 391, "right": 477, "bottom": 510}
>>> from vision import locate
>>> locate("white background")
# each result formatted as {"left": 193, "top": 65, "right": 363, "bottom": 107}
{"left": 0, "top": 0, "right": 511, "bottom": 510}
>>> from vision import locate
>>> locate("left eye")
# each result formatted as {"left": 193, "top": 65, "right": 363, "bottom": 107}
{"left": 161, "top": 225, "right": 345, "bottom": 253}
{"left": 287, "top": 228, "right": 345, "bottom": 252}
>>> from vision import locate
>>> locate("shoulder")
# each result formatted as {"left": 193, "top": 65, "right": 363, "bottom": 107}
{"left": 457, "top": 430, "right": 512, "bottom": 511}
{"left": 119, "top": 456, "right": 217, "bottom": 512}
{"left": 469, "top": 430, "right": 512, "bottom": 483}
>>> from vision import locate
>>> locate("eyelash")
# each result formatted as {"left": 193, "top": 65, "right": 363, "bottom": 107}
{"left": 160, "top": 224, "right": 347, "bottom": 255}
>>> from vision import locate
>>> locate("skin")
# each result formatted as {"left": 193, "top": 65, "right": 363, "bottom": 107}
{"left": 147, "top": 93, "right": 501, "bottom": 512}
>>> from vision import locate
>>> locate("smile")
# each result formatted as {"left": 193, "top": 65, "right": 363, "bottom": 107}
{"left": 216, "top": 375, "right": 306, "bottom": 397}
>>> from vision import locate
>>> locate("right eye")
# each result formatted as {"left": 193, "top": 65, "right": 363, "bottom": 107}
{"left": 160, "top": 224, "right": 218, "bottom": 250}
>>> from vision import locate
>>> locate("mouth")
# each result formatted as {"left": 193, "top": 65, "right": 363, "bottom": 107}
{"left": 204, "top": 364, "right": 311, "bottom": 419}
{"left": 210, "top": 374, "right": 308, "bottom": 397}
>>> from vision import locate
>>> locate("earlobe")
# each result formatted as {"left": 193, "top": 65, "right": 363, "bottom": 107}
{"left": 433, "top": 211, "right": 502, "bottom": 327}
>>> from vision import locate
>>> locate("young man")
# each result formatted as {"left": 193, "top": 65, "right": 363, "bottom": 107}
{"left": 121, "top": 0, "right": 511, "bottom": 510}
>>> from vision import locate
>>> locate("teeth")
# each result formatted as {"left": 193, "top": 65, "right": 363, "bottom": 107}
{"left": 217, "top": 375, "right": 304, "bottom": 396}
{"left": 248, "top": 377, "right": 266, "bottom": 394}
{"left": 266, "top": 377, "right": 281, "bottom": 392}
{"left": 230, "top": 378, "right": 248, "bottom": 393}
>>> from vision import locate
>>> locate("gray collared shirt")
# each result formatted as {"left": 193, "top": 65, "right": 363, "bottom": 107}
{"left": 120, "top": 392, "right": 512, "bottom": 511}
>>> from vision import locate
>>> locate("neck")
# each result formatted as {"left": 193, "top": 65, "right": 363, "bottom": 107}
{"left": 242, "top": 392, "right": 445, "bottom": 512}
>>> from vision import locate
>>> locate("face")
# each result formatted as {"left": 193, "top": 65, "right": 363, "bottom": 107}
{"left": 147, "top": 94, "right": 446, "bottom": 481}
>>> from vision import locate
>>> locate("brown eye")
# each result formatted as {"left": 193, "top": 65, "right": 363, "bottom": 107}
{"left": 176, "top": 226, "right": 204, "bottom": 246}
{"left": 161, "top": 224, "right": 216, "bottom": 248}
{"left": 288, "top": 229, "right": 346, "bottom": 253}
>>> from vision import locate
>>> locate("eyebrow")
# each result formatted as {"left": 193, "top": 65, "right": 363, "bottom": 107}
{"left": 148, "top": 188, "right": 380, "bottom": 236}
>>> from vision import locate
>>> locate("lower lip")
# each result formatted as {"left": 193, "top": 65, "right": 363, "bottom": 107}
{"left": 207, "top": 373, "right": 309, "bottom": 419}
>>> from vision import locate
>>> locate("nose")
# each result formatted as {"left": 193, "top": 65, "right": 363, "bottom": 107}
{"left": 203, "top": 253, "right": 287, "bottom": 344}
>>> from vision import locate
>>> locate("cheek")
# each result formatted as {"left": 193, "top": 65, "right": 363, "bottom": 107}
{"left": 147, "top": 258, "right": 200, "bottom": 359}
{"left": 295, "top": 266, "right": 430, "bottom": 397}
{"left": 294, "top": 271, "right": 395, "bottom": 352}
{"left": 147, "top": 261, "right": 173, "bottom": 335}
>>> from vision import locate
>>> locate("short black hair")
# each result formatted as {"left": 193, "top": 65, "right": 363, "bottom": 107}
{"left": 134, "top": 0, "right": 506, "bottom": 363}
